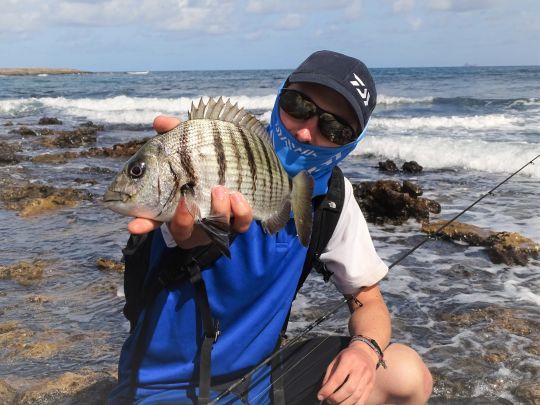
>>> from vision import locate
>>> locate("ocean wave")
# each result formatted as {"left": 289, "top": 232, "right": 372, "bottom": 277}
{"left": 377, "top": 95, "right": 540, "bottom": 110}
{"left": 372, "top": 114, "right": 522, "bottom": 131}
{"left": 377, "top": 95, "right": 434, "bottom": 105}
{"left": 353, "top": 135, "right": 540, "bottom": 177}
{"left": 0, "top": 95, "right": 277, "bottom": 124}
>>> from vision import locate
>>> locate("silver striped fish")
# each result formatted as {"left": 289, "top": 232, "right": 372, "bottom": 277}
{"left": 103, "top": 97, "right": 313, "bottom": 256}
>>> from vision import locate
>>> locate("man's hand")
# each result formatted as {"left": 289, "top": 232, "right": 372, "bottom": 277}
{"left": 317, "top": 342, "right": 378, "bottom": 404}
{"left": 127, "top": 115, "right": 253, "bottom": 248}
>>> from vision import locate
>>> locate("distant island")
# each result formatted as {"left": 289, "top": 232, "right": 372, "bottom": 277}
{"left": 0, "top": 68, "right": 90, "bottom": 76}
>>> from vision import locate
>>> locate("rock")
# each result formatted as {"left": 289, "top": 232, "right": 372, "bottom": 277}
{"left": 512, "top": 383, "right": 540, "bottom": 405}
{"left": 378, "top": 159, "right": 399, "bottom": 172}
{"left": 402, "top": 161, "right": 423, "bottom": 173}
{"left": 353, "top": 180, "right": 441, "bottom": 224}
{"left": 79, "top": 121, "right": 104, "bottom": 131}
{"left": 0, "top": 380, "right": 17, "bottom": 405}
{"left": 96, "top": 258, "right": 124, "bottom": 273}
{"left": 402, "top": 180, "right": 423, "bottom": 197}
{"left": 0, "top": 259, "right": 48, "bottom": 286}
{"left": 9, "top": 126, "right": 37, "bottom": 136}
{"left": 39, "top": 127, "right": 98, "bottom": 148}
{"left": 421, "top": 221, "right": 540, "bottom": 265}
{"left": 0, "top": 141, "right": 21, "bottom": 164}
{"left": 0, "top": 179, "right": 93, "bottom": 216}
{"left": 438, "top": 306, "right": 536, "bottom": 336}
{"left": 13, "top": 370, "right": 116, "bottom": 405}
{"left": 487, "top": 232, "right": 540, "bottom": 266}
{"left": 483, "top": 352, "right": 509, "bottom": 364}
{"left": 38, "top": 117, "right": 63, "bottom": 125}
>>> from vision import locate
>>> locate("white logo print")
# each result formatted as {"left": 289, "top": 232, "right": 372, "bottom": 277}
{"left": 350, "top": 73, "right": 370, "bottom": 106}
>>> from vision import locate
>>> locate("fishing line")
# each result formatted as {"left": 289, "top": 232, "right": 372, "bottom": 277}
{"left": 211, "top": 153, "right": 539, "bottom": 404}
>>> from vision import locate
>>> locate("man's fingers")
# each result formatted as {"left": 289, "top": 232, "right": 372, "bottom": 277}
{"left": 230, "top": 192, "right": 252, "bottom": 233}
{"left": 153, "top": 115, "right": 181, "bottom": 134}
{"left": 318, "top": 361, "right": 350, "bottom": 401}
{"left": 169, "top": 198, "right": 196, "bottom": 242}
{"left": 210, "top": 186, "right": 231, "bottom": 221}
{"left": 128, "top": 218, "right": 161, "bottom": 234}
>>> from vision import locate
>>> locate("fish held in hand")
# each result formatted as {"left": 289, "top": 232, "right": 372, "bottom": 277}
{"left": 103, "top": 97, "right": 314, "bottom": 256}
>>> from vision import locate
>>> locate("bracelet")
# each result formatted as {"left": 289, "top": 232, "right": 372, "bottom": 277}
{"left": 350, "top": 335, "right": 387, "bottom": 369}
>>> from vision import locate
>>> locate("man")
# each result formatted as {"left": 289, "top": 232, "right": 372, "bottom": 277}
{"left": 110, "top": 50, "right": 432, "bottom": 404}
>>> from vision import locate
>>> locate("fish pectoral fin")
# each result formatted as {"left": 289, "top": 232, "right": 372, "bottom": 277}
{"left": 198, "top": 216, "right": 231, "bottom": 258}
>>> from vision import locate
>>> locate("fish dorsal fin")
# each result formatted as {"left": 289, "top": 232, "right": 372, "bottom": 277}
{"left": 189, "top": 97, "right": 271, "bottom": 144}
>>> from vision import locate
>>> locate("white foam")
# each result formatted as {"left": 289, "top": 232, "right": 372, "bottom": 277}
{"left": 377, "top": 94, "right": 434, "bottom": 105}
{"left": 372, "top": 114, "right": 521, "bottom": 131}
{"left": 0, "top": 95, "right": 277, "bottom": 124}
{"left": 354, "top": 135, "right": 540, "bottom": 177}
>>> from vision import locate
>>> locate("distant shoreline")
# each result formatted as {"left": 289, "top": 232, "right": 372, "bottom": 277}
{"left": 0, "top": 68, "right": 90, "bottom": 76}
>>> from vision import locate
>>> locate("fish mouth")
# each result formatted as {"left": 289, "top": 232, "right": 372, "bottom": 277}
{"left": 103, "top": 190, "right": 131, "bottom": 203}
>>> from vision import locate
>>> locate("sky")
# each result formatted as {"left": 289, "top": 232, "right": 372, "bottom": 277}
{"left": 1, "top": 0, "right": 539, "bottom": 71}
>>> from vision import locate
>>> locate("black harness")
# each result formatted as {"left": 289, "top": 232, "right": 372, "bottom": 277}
{"left": 121, "top": 166, "right": 345, "bottom": 404}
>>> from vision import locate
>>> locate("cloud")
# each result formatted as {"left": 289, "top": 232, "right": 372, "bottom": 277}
{"left": 428, "top": 0, "right": 502, "bottom": 12}
{"left": 276, "top": 13, "right": 304, "bottom": 30}
{"left": 392, "top": 0, "right": 415, "bottom": 13}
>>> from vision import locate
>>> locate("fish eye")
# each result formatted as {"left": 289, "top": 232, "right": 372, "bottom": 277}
{"left": 128, "top": 160, "right": 146, "bottom": 179}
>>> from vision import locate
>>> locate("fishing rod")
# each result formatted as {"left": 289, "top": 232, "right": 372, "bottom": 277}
{"left": 210, "top": 153, "right": 539, "bottom": 404}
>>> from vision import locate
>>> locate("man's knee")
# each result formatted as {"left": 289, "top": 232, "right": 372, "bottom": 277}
{"left": 372, "top": 343, "right": 433, "bottom": 404}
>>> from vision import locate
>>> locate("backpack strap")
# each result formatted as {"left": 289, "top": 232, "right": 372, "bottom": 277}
{"left": 127, "top": 232, "right": 236, "bottom": 405}
{"left": 298, "top": 165, "right": 345, "bottom": 292}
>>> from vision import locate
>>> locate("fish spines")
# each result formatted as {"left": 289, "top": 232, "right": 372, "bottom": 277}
{"left": 189, "top": 97, "right": 271, "bottom": 145}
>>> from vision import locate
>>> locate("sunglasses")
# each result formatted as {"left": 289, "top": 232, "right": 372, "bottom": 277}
{"left": 279, "top": 88, "right": 358, "bottom": 145}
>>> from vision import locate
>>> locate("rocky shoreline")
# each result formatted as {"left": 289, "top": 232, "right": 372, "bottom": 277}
{"left": 0, "top": 68, "right": 90, "bottom": 76}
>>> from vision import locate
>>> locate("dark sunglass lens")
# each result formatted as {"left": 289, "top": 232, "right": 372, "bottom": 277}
{"left": 319, "top": 113, "right": 355, "bottom": 145}
{"left": 280, "top": 90, "right": 317, "bottom": 119}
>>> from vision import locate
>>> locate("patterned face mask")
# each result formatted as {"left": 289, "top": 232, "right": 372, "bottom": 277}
{"left": 269, "top": 92, "right": 367, "bottom": 196}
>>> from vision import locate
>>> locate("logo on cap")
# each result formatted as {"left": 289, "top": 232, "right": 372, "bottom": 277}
{"left": 350, "top": 73, "right": 370, "bottom": 106}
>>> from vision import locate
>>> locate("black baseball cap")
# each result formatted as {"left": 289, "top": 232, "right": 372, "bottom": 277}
{"left": 287, "top": 50, "right": 377, "bottom": 133}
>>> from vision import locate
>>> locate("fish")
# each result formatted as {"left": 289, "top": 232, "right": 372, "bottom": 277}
{"left": 103, "top": 97, "right": 314, "bottom": 257}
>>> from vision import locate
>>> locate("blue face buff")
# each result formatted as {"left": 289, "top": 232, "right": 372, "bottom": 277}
{"left": 269, "top": 92, "right": 367, "bottom": 196}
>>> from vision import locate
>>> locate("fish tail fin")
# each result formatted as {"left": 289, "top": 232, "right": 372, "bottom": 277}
{"left": 291, "top": 171, "right": 314, "bottom": 247}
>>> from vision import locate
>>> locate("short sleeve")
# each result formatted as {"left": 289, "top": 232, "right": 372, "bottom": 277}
{"left": 319, "top": 177, "right": 388, "bottom": 295}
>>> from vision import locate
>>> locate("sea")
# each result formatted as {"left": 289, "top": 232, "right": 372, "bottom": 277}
{"left": 0, "top": 66, "right": 539, "bottom": 403}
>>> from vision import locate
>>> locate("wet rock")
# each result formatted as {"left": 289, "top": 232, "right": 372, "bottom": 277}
{"left": 512, "top": 383, "right": 540, "bottom": 405}
{"left": 0, "top": 380, "right": 17, "bottom": 405}
{"left": 0, "top": 141, "right": 21, "bottom": 164}
{"left": 402, "top": 160, "right": 423, "bottom": 173}
{"left": 352, "top": 180, "right": 441, "bottom": 224}
{"left": 438, "top": 306, "right": 536, "bottom": 336}
{"left": 39, "top": 126, "right": 98, "bottom": 148}
{"left": 4, "top": 121, "right": 13, "bottom": 126}
{"left": 421, "top": 221, "right": 540, "bottom": 266}
{"left": 38, "top": 117, "right": 63, "bottom": 125}
{"left": 9, "top": 126, "right": 37, "bottom": 137}
{"left": 0, "top": 179, "right": 93, "bottom": 216}
{"left": 402, "top": 180, "right": 423, "bottom": 197}
{"left": 483, "top": 352, "right": 509, "bottom": 364}
{"left": 32, "top": 138, "right": 148, "bottom": 163}
{"left": 96, "top": 257, "right": 124, "bottom": 273}
{"left": 0, "top": 259, "right": 48, "bottom": 286}
{"left": 378, "top": 159, "right": 399, "bottom": 172}
{"left": 79, "top": 121, "right": 104, "bottom": 131}
{"left": 13, "top": 370, "right": 116, "bottom": 405}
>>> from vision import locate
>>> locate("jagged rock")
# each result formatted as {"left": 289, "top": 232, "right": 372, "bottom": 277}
{"left": 512, "top": 383, "right": 540, "bottom": 405}
{"left": 0, "top": 259, "right": 48, "bottom": 286}
{"left": 12, "top": 370, "right": 116, "bottom": 405}
{"left": 9, "top": 126, "right": 37, "bottom": 136}
{"left": 39, "top": 126, "right": 98, "bottom": 148}
{"left": 0, "top": 179, "right": 93, "bottom": 216}
{"left": 79, "top": 121, "right": 104, "bottom": 130}
{"left": 402, "top": 161, "right": 423, "bottom": 173}
{"left": 32, "top": 138, "right": 148, "bottom": 162}
{"left": 352, "top": 180, "right": 441, "bottom": 224}
{"left": 38, "top": 117, "right": 63, "bottom": 125}
{"left": 378, "top": 159, "right": 399, "bottom": 172}
{"left": 0, "top": 380, "right": 17, "bottom": 405}
{"left": 421, "top": 221, "right": 540, "bottom": 265}
{"left": 402, "top": 180, "right": 423, "bottom": 197}
{"left": 96, "top": 257, "right": 124, "bottom": 273}
{"left": 438, "top": 306, "right": 536, "bottom": 336}
{"left": 4, "top": 121, "right": 13, "bottom": 126}
{"left": 0, "top": 141, "right": 21, "bottom": 164}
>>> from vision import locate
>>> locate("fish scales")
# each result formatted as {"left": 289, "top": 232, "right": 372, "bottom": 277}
{"left": 103, "top": 97, "right": 314, "bottom": 251}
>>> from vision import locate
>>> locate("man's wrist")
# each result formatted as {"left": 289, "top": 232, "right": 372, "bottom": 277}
{"left": 349, "top": 335, "right": 387, "bottom": 369}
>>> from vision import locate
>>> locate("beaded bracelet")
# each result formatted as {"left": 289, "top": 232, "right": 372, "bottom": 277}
{"left": 350, "top": 335, "right": 387, "bottom": 369}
